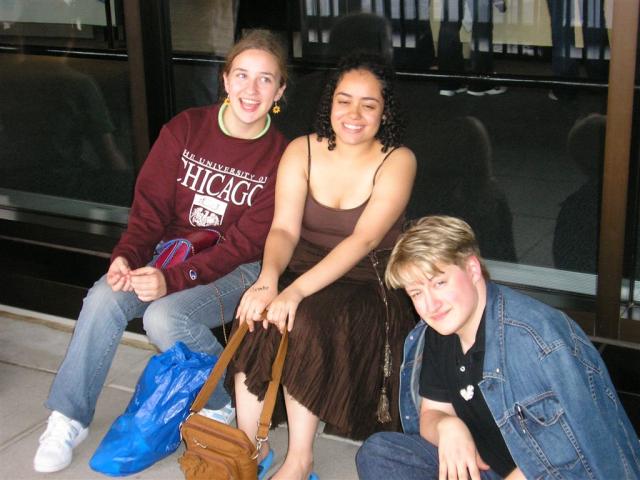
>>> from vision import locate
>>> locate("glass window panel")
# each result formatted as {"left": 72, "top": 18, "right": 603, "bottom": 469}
{"left": 0, "top": 0, "right": 123, "bottom": 49}
{"left": 170, "top": 1, "right": 244, "bottom": 113}
{"left": 401, "top": 83, "right": 606, "bottom": 287}
{"left": 173, "top": 62, "right": 221, "bottom": 113}
{"left": 170, "top": 0, "right": 237, "bottom": 55}
{"left": 287, "top": 0, "right": 612, "bottom": 76}
{"left": 0, "top": 0, "right": 134, "bottom": 220}
{"left": 169, "top": 2, "right": 290, "bottom": 112}
{"left": 0, "top": 53, "right": 134, "bottom": 207}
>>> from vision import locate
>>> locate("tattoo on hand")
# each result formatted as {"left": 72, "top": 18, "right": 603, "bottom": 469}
{"left": 252, "top": 286, "right": 269, "bottom": 292}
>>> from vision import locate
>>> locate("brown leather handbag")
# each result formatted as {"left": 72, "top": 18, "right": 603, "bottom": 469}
{"left": 178, "top": 322, "right": 287, "bottom": 480}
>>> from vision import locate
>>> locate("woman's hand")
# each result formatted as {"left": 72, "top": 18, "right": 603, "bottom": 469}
{"left": 129, "top": 266, "right": 167, "bottom": 302}
{"left": 107, "top": 256, "right": 132, "bottom": 292}
{"left": 236, "top": 279, "right": 278, "bottom": 332}
{"left": 265, "top": 284, "right": 304, "bottom": 333}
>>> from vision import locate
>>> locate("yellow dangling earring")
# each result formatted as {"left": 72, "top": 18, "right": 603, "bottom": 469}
{"left": 223, "top": 96, "right": 230, "bottom": 106}
{"left": 271, "top": 101, "right": 281, "bottom": 115}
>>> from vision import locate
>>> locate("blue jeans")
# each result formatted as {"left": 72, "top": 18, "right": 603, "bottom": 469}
{"left": 356, "top": 432, "right": 503, "bottom": 480}
{"left": 45, "top": 261, "right": 260, "bottom": 427}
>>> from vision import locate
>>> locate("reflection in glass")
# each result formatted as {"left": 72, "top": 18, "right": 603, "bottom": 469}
{"left": 0, "top": 52, "right": 134, "bottom": 206}
{"left": 546, "top": 0, "right": 610, "bottom": 80}
{"left": 0, "top": 0, "right": 121, "bottom": 49}
{"left": 407, "top": 116, "right": 516, "bottom": 262}
{"left": 169, "top": 0, "right": 237, "bottom": 55}
{"left": 169, "top": 1, "right": 237, "bottom": 116}
{"left": 173, "top": 63, "right": 220, "bottom": 113}
{"left": 296, "top": 0, "right": 612, "bottom": 78}
{"left": 275, "top": 12, "right": 393, "bottom": 140}
{"left": 433, "top": 0, "right": 508, "bottom": 95}
{"left": 396, "top": 78, "right": 607, "bottom": 275}
{"left": 0, "top": 1, "right": 133, "bottom": 208}
{"left": 552, "top": 113, "right": 605, "bottom": 274}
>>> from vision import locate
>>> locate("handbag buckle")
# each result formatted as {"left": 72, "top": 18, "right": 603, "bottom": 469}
{"left": 253, "top": 428, "right": 270, "bottom": 460}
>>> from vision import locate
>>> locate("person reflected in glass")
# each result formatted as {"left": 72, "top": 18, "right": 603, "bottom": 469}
{"left": 407, "top": 116, "right": 516, "bottom": 262}
{"left": 33, "top": 30, "right": 289, "bottom": 474}
{"left": 0, "top": 24, "right": 131, "bottom": 203}
{"left": 437, "top": 0, "right": 507, "bottom": 97}
{"left": 553, "top": 113, "right": 605, "bottom": 272}
{"left": 230, "top": 53, "right": 417, "bottom": 480}
{"left": 546, "top": 0, "right": 610, "bottom": 101}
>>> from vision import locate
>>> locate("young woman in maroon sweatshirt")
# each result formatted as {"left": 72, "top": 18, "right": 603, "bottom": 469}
{"left": 34, "top": 30, "right": 288, "bottom": 474}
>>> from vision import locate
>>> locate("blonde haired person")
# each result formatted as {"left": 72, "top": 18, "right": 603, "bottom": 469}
{"left": 357, "top": 215, "right": 640, "bottom": 480}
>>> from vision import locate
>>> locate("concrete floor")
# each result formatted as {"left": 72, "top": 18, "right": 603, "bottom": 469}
{"left": 0, "top": 306, "right": 360, "bottom": 480}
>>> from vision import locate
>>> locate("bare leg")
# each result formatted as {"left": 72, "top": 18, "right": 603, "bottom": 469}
{"left": 272, "top": 387, "right": 319, "bottom": 480}
{"left": 234, "top": 372, "right": 270, "bottom": 460}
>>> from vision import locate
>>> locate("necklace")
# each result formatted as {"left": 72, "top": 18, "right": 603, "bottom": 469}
{"left": 218, "top": 103, "right": 271, "bottom": 139}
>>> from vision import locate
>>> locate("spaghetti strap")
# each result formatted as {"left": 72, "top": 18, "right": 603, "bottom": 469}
{"left": 372, "top": 147, "right": 397, "bottom": 186}
{"left": 306, "top": 135, "right": 312, "bottom": 186}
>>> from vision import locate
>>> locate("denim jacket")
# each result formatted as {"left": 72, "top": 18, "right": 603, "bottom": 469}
{"left": 399, "top": 281, "right": 640, "bottom": 479}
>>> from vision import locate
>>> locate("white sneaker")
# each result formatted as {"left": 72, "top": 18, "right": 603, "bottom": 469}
{"left": 467, "top": 86, "right": 508, "bottom": 96}
{"left": 439, "top": 86, "right": 467, "bottom": 97}
{"left": 199, "top": 402, "right": 236, "bottom": 424}
{"left": 33, "top": 411, "right": 89, "bottom": 473}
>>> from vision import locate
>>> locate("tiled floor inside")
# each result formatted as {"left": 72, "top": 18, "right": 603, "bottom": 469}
{"left": 0, "top": 307, "right": 360, "bottom": 480}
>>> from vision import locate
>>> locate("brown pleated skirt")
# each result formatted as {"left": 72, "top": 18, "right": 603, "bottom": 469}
{"left": 226, "top": 239, "right": 416, "bottom": 440}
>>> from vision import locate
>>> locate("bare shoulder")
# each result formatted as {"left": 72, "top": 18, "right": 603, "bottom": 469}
{"left": 385, "top": 145, "right": 416, "bottom": 165}
{"left": 283, "top": 135, "right": 307, "bottom": 154}
{"left": 277, "top": 135, "right": 313, "bottom": 181}
{"left": 280, "top": 135, "right": 310, "bottom": 164}
{"left": 380, "top": 145, "right": 417, "bottom": 173}
{"left": 285, "top": 134, "right": 331, "bottom": 160}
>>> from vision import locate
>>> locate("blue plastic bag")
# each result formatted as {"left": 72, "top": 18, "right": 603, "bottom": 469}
{"left": 89, "top": 342, "right": 216, "bottom": 476}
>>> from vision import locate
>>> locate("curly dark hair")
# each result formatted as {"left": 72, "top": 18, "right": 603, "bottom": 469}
{"left": 314, "top": 53, "right": 404, "bottom": 152}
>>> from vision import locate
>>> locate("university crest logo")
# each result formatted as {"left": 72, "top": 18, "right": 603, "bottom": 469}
{"left": 189, "top": 193, "right": 227, "bottom": 227}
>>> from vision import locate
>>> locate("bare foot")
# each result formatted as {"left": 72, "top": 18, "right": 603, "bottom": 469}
{"left": 257, "top": 440, "right": 271, "bottom": 463}
{"left": 270, "top": 455, "right": 313, "bottom": 480}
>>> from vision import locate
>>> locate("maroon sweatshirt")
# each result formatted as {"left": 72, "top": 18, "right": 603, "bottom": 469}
{"left": 111, "top": 104, "right": 288, "bottom": 294}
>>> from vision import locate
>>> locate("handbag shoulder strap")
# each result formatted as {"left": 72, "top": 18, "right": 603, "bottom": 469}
{"left": 190, "top": 322, "right": 288, "bottom": 441}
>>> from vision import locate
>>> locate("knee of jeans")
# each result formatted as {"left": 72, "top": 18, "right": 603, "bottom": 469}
{"left": 143, "top": 301, "right": 185, "bottom": 351}
{"left": 356, "top": 440, "right": 381, "bottom": 476}
{"left": 82, "top": 277, "right": 129, "bottom": 322}
{"left": 85, "top": 276, "right": 115, "bottom": 301}
{"left": 357, "top": 433, "right": 388, "bottom": 465}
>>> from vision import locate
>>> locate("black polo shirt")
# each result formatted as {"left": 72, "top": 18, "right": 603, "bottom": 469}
{"left": 419, "top": 316, "right": 516, "bottom": 477}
